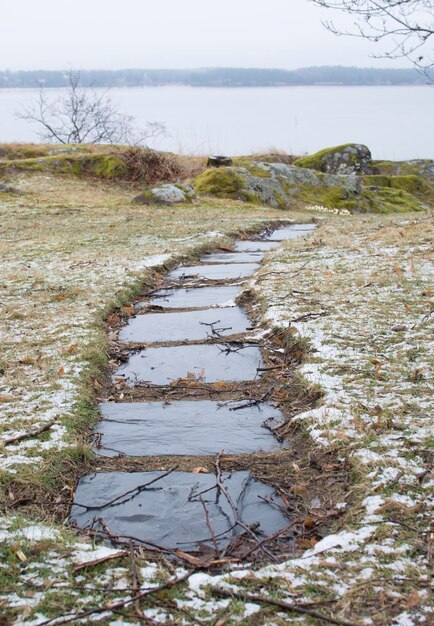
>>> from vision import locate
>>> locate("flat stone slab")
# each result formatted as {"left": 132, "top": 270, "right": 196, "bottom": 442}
{"left": 95, "top": 401, "right": 285, "bottom": 456}
{"left": 234, "top": 240, "right": 280, "bottom": 252}
{"left": 200, "top": 252, "right": 264, "bottom": 264}
{"left": 267, "top": 223, "right": 316, "bottom": 241}
{"left": 70, "top": 471, "right": 288, "bottom": 549}
{"left": 119, "top": 307, "right": 251, "bottom": 343}
{"left": 113, "top": 343, "right": 263, "bottom": 385}
{"left": 145, "top": 286, "right": 241, "bottom": 309}
{"left": 167, "top": 263, "right": 259, "bottom": 281}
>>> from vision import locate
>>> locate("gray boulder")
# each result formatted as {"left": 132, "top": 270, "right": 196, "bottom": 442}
{"left": 133, "top": 183, "right": 195, "bottom": 205}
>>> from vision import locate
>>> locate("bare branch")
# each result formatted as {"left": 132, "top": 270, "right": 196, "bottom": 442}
{"left": 309, "top": 0, "right": 434, "bottom": 72}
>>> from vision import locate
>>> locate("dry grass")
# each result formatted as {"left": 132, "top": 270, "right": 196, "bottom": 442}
{"left": 0, "top": 164, "right": 432, "bottom": 625}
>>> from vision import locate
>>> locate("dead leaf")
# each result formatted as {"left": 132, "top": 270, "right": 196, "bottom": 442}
{"left": 16, "top": 550, "right": 27, "bottom": 563}
{"left": 406, "top": 590, "right": 420, "bottom": 609}
{"left": 292, "top": 463, "right": 301, "bottom": 473}
{"left": 335, "top": 432, "right": 350, "bottom": 442}
{"left": 64, "top": 344, "right": 78, "bottom": 353}
{"left": 57, "top": 367, "right": 65, "bottom": 377}
{"left": 292, "top": 484, "right": 308, "bottom": 496}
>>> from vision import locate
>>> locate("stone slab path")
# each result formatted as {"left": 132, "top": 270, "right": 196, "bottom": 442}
{"left": 95, "top": 401, "right": 286, "bottom": 457}
{"left": 71, "top": 223, "right": 315, "bottom": 554}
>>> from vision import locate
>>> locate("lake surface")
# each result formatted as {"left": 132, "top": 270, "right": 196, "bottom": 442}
{"left": 1, "top": 85, "right": 433, "bottom": 160}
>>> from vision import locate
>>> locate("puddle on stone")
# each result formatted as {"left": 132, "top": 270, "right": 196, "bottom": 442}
{"left": 113, "top": 343, "right": 263, "bottom": 385}
{"left": 145, "top": 285, "right": 241, "bottom": 310}
{"left": 119, "top": 307, "right": 251, "bottom": 343}
{"left": 267, "top": 223, "right": 316, "bottom": 241}
{"left": 233, "top": 240, "right": 280, "bottom": 252}
{"left": 70, "top": 470, "right": 289, "bottom": 549}
{"left": 200, "top": 251, "right": 264, "bottom": 264}
{"left": 96, "top": 401, "right": 285, "bottom": 456}
{"left": 167, "top": 263, "right": 259, "bottom": 281}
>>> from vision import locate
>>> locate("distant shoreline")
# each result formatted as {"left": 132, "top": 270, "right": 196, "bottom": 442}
{"left": 0, "top": 66, "right": 430, "bottom": 89}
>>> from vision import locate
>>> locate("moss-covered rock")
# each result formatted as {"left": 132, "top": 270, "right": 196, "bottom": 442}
{"left": 373, "top": 159, "right": 434, "bottom": 182}
{"left": 294, "top": 143, "right": 372, "bottom": 175}
{"left": 0, "top": 153, "right": 128, "bottom": 179}
{"left": 194, "top": 168, "right": 244, "bottom": 198}
{"left": 193, "top": 161, "right": 360, "bottom": 210}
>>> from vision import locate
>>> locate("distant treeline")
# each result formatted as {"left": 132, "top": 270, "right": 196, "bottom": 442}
{"left": 0, "top": 66, "right": 430, "bottom": 88}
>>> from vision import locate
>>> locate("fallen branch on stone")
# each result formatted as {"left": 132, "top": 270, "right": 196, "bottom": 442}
{"left": 73, "top": 466, "right": 178, "bottom": 511}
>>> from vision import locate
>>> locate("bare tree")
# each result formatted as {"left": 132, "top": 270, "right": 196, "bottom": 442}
{"left": 17, "top": 71, "right": 165, "bottom": 145}
{"left": 309, "top": 1, "right": 434, "bottom": 72}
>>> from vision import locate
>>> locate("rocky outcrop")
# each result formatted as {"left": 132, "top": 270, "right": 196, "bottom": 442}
{"left": 294, "top": 144, "right": 373, "bottom": 175}
{"left": 194, "top": 162, "right": 361, "bottom": 210}
{"left": 133, "top": 183, "right": 195, "bottom": 205}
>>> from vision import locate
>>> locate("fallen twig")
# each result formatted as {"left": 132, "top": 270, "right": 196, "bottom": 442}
{"left": 215, "top": 452, "right": 277, "bottom": 562}
{"left": 73, "top": 550, "right": 127, "bottom": 572}
{"left": 3, "top": 421, "right": 55, "bottom": 445}
{"left": 211, "top": 588, "right": 360, "bottom": 626}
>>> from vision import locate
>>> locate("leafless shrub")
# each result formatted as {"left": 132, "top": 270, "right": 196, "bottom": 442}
{"left": 122, "top": 147, "right": 206, "bottom": 184}
{"left": 16, "top": 70, "right": 165, "bottom": 145}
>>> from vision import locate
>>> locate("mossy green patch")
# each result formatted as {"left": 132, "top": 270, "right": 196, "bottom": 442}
{"left": 248, "top": 165, "right": 272, "bottom": 178}
{"left": 361, "top": 187, "right": 425, "bottom": 213}
{"left": 194, "top": 167, "right": 244, "bottom": 198}
{"left": 362, "top": 174, "right": 432, "bottom": 197}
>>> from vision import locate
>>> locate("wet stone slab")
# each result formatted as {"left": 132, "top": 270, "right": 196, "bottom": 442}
{"left": 200, "top": 251, "right": 264, "bottom": 264}
{"left": 95, "top": 401, "right": 286, "bottom": 456}
{"left": 233, "top": 240, "right": 280, "bottom": 252}
{"left": 144, "top": 285, "right": 241, "bottom": 310}
{"left": 167, "top": 263, "right": 259, "bottom": 281}
{"left": 267, "top": 223, "right": 316, "bottom": 241}
{"left": 113, "top": 343, "right": 263, "bottom": 385}
{"left": 70, "top": 471, "right": 289, "bottom": 550}
{"left": 119, "top": 307, "right": 251, "bottom": 343}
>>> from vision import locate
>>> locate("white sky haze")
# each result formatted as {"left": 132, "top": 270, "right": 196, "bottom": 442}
{"left": 0, "top": 0, "right": 411, "bottom": 70}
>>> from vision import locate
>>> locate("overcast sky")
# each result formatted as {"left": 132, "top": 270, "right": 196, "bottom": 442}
{"left": 0, "top": 0, "right": 409, "bottom": 71}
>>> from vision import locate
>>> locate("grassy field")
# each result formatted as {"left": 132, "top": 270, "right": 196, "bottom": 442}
{"left": 0, "top": 164, "right": 432, "bottom": 625}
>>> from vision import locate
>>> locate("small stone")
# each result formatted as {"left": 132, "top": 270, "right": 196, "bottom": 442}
{"left": 392, "top": 324, "right": 407, "bottom": 332}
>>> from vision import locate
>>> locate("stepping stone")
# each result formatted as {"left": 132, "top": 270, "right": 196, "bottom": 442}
{"left": 267, "top": 223, "right": 316, "bottom": 241}
{"left": 119, "top": 307, "right": 251, "bottom": 343}
{"left": 145, "top": 285, "right": 241, "bottom": 310}
{"left": 167, "top": 263, "right": 259, "bottom": 281}
{"left": 95, "top": 401, "right": 286, "bottom": 456}
{"left": 200, "top": 251, "right": 264, "bottom": 264}
{"left": 70, "top": 470, "right": 289, "bottom": 550}
{"left": 234, "top": 240, "right": 280, "bottom": 252}
{"left": 113, "top": 343, "right": 263, "bottom": 385}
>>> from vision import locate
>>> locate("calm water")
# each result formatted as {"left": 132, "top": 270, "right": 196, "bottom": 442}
{"left": 1, "top": 85, "right": 433, "bottom": 160}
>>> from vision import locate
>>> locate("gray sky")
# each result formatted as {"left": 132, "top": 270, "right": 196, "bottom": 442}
{"left": 0, "top": 0, "right": 408, "bottom": 70}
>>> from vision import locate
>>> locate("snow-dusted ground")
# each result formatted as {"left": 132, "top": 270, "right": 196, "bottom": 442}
{"left": 1, "top": 176, "right": 432, "bottom": 625}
